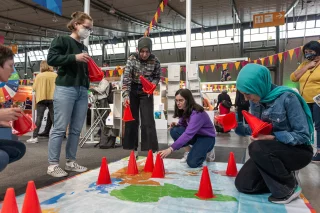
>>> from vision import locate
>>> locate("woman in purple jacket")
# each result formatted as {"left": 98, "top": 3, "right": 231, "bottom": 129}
{"left": 159, "top": 89, "right": 216, "bottom": 168}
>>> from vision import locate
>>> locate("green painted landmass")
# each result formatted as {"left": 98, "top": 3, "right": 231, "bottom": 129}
{"left": 110, "top": 183, "right": 237, "bottom": 202}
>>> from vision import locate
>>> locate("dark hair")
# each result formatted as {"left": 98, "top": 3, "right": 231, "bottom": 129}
{"left": 302, "top": 41, "right": 320, "bottom": 56}
{"left": 173, "top": 89, "right": 204, "bottom": 119}
{"left": 67, "top": 11, "right": 93, "bottom": 31}
{"left": 0, "top": 44, "right": 14, "bottom": 67}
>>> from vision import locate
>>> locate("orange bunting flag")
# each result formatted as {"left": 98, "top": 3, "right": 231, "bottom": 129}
{"left": 210, "top": 64, "right": 215, "bottom": 72}
{"left": 149, "top": 22, "right": 153, "bottom": 31}
{"left": 109, "top": 70, "right": 113, "bottom": 77}
{"left": 199, "top": 66, "right": 204, "bottom": 73}
{"left": 260, "top": 58, "right": 265, "bottom": 65}
{"left": 253, "top": 60, "right": 257, "bottom": 64}
{"left": 234, "top": 62, "right": 240, "bottom": 70}
{"left": 288, "top": 49, "right": 295, "bottom": 60}
{"left": 165, "top": 78, "right": 168, "bottom": 84}
{"left": 118, "top": 68, "right": 123, "bottom": 76}
{"left": 278, "top": 52, "right": 283, "bottom": 63}
{"left": 154, "top": 12, "right": 158, "bottom": 23}
{"left": 222, "top": 63, "right": 228, "bottom": 70}
{"left": 160, "top": 2, "right": 164, "bottom": 12}
{"left": 268, "top": 55, "right": 273, "bottom": 65}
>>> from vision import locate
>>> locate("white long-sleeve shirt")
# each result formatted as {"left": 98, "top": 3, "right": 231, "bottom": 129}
{"left": 92, "top": 78, "right": 110, "bottom": 100}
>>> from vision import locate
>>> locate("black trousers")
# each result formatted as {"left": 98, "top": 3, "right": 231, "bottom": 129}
{"left": 123, "top": 84, "right": 158, "bottom": 152}
{"left": 235, "top": 140, "right": 313, "bottom": 198}
{"left": 0, "top": 139, "right": 26, "bottom": 172}
{"left": 237, "top": 106, "right": 249, "bottom": 124}
{"left": 33, "top": 100, "right": 54, "bottom": 137}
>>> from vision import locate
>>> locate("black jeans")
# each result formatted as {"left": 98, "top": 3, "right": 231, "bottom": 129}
{"left": 235, "top": 140, "right": 313, "bottom": 198}
{"left": 33, "top": 100, "right": 54, "bottom": 137}
{"left": 0, "top": 139, "right": 26, "bottom": 172}
{"left": 123, "top": 84, "right": 158, "bottom": 152}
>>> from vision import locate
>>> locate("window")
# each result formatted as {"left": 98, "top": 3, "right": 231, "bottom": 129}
{"left": 114, "top": 48, "right": 125, "bottom": 54}
{"left": 287, "top": 29, "right": 305, "bottom": 38}
{"left": 106, "top": 49, "right": 114, "bottom": 55}
{"left": 29, "top": 56, "right": 37, "bottom": 61}
{"left": 306, "top": 28, "right": 320, "bottom": 36}
{"left": 129, "top": 47, "right": 136, "bottom": 53}
{"left": 129, "top": 40, "right": 136, "bottom": 46}
{"left": 181, "top": 34, "right": 186, "bottom": 41}
{"left": 296, "top": 21, "right": 305, "bottom": 29}
{"left": 219, "top": 37, "right": 233, "bottom": 45}
{"left": 191, "top": 40, "right": 203, "bottom": 47}
{"left": 168, "top": 36, "right": 174, "bottom": 42}
{"left": 306, "top": 20, "right": 315, "bottom": 29}
{"left": 162, "top": 43, "right": 173, "bottom": 49}
{"left": 244, "top": 29, "right": 250, "bottom": 35}
{"left": 161, "top": 36, "right": 168, "bottom": 43}
{"left": 218, "top": 30, "right": 225, "bottom": 37}
{"left": 196, "top": 33, "right": 203, "bottom": 40}
{"left": 174, "top": 35, "right": 181, "bottom": 42}
{"left": 154, "top": 37, "right": 161, "bottom": 44}
{"left": 92, "top": 49, "right": 102, "bottom": 56}
{"left": 211, "top": 31, "right": 217, "bottom": 38}
{"left": 175, "top": 41, "right": 186, "bottom": 48}
{"left": 191, "top": 34, "right": 196, "bottom": 41}
{"left": 153, "top": 43, "right": 162, "bottom": 50}
{"left": 250, "top": 28, "right": 259, "bottom": 34}
{"left": 118, "top": 43, "right": 124, "bottom": 48}
{"left": 251, "top": 33, "right": 268, "bottom": 42}
{"left": 203, "top": 38, "right": 218, "bottom": 45}
{"left": 226, "top": 29, "right": 234, "bottom": 37}
{"left": 259, "top": 27, "right": 268, "bottom": 33}
{"left": 203, "top": 32, "right": 211, "bottom": 39}
{"left": 268, "top": 27, "right": 276, "bottom": 32}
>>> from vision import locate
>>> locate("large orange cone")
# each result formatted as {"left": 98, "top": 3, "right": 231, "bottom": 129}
{"left": 139, "top": 75, "right": 156, "bottom": 95}
{"left": 127, "top": 151, "right": 138, "bottom": 175}
{"left": 97, "top": 157, "right": 112, "bottom": 185}
{"left": 226, "top": 152, "right": 238, "bottom": 177}
{"left": 151, "top": 154, "right": 165, "bottom": 178}
{"left": 1, "top": 188, "right": 19, "bottom": 213}
{"left": 242, "top": 110, "right": 272, "bottom": 137}
{"left": 123, "top": 103, "right": 135, "bottom": 122}
{"left": 195, "top": 166, "right": 215, "bottom": 199}
{"left": 13, "top": 113, "right": 32, "bottom": 136}
{"left": 144, "top": 150, "right": 154, "bottom": 172}
{"left": 21, "top": 181, "right": 42, "bottom": 213}
{"left": 214, "top": 112, "right": 238, "bottom": 132}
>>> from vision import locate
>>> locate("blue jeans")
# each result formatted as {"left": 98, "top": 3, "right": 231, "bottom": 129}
{"left": 0, "top": 139, "right": 26, "bottom": 172}
{"left": 48, "top": 86, "right": 88, "bottom": 164}
{"left": 308, "top": 103, "right": 320, "bottom": 149}
{"left": 170, "top": 126, "right": 215, "bottom": 168}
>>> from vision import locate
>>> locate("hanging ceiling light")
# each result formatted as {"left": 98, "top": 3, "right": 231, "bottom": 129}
{"left": 52, "top": 14, "right": 58, "bottom": 22}
{"left": 109, "top": 5, "right": 116, "bottom": 14}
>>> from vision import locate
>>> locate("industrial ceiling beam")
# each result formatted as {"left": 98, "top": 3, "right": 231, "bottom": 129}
{"left": 0, "top": 29, "right": 55, "bottom": 38}
{"left": 14, "top": 0, "right": 137, "bottom": 34}
{"left": 230, "top": 0, "right": 241, "bottom": 23}
{"left": 285, "top": 0, "right": 300, "bottom": 17}
{"left": 166, "top": 3, "right": 203, "bottom": 27}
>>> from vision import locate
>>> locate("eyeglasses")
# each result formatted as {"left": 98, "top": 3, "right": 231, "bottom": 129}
{"left": 81, "top": 24, "right": 93, "bottom": 33}
{"left": 175, "top": 99, "right": 185, "bottom": 103}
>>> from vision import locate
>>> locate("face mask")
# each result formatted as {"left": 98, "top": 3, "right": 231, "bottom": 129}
{"left": 305, "top": 53, "right": 317, "bottom": 61}
{"left": 78, "top": 28, "right": 90, "bottom": 40}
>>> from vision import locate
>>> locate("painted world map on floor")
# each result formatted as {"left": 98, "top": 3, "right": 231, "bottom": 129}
{"left": 1, "top": 157, "right": 316, "bottom": 213}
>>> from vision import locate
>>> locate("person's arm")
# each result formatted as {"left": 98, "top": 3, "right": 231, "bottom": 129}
{"left": 93, "top": 79, "right": 109, "bottom": 95}
{"left": 273, "top": 93, "right": 310, "bottom": 145}
{"left": 122, "top": 59, "right": 133, "bottom": 98}
{"left": 290, "top": 62, "right": 313, "bottom": 82}
{"left": 47, "top": 37, "right": 76, "bottom": 67}
{"left": 170, "top": 112, "right": 205, "bottom": 150}
{"left": 151, "top": 58, "right": 161, "bottom": 85}
{"left": 32, "top": 77, "right": 37, "bottom": 91}
{"left": 216, "top": 94, "right": 222, "bottom": 108}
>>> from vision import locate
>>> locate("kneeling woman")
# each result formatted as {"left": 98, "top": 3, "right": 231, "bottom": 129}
{"left": 159, "top": 89, "right": 216, "bottom": 168}
{"left": 235, "top": 64, "right": 313, "bottom": 204}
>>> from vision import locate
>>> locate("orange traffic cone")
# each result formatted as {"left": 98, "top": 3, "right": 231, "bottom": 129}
{"left": 139, "top": 75, "right": 156, "bottom": 95}
{"left": 195, "top": 166, "right": 215, "bottom": 199}
{"left": 214, "top": 112, "right": 238, "bottom": 132}
{"left": 242, "top": 110, "right": 272, "bottom": 137}
{"left": 97, "top": 157, "right": 112, "bottom": 185}
{"left": 144, "top": 150, "right": 154, "bottom": 172}
{"left": 151, "top": 154, "right": 165, "bottom": 178}
{"left": 88, "top": 58, "right": 104, "bottom": 82}
{"left": 1, "top": 188, "right": 19, "bottom": 213}
{"left": 21, "top": 181, "right": 42, "bottom": 213}
{"left": 226, "top": 152, "right": 238, "bottom": 177}
{"left": 13, "top": 113, "right": 32, "bottom": 136}
{"left": 127, "top": 151, "right": 138, "bottom": 175}
{"left": 123, "top": 104, "right": 135, "bottom": 122}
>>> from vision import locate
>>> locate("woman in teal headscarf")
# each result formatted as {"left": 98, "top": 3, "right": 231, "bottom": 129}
{"left": 234, "top": 64, "right": 313, "bottom": 204}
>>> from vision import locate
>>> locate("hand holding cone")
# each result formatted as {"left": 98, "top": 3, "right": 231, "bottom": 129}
{"left": 1, "top": 188, "right": 19, "bottom": 213}
{"left": 123, "top": 101, "right": 135, "bottom": 122}
{"left": 13, "top": 112, "right": 35, "bottom": 136}
{"left": 214, "top": 112, "right": 238, "bottom": 132}
{"left": 88, "top": 58, "right": 104, "bottom": 82}
{"left": 242, "top": 110, "right": 272, "bottom": 137}
{"left": 151, "top": 154, "right": 165, "bottom": 178}
{"left": 97, "top": 157, "right": 112, "bottom": 185}
{"left": 127, "top": 151, "right": 138, "bottom": 175}
{"left": 195, "top": 166, "right": 215, "bottom": 199}
{"left": 139, "top": 75, "right": 156, "bottom": 95}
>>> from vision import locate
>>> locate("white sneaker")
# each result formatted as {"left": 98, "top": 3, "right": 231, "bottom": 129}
{"left": 65, "top": 161, "right": 88, "bottom": 173}
{"left": 47, "top": 165, "right": 68, "bottom": 177}
{"left": 26, "top": 137, "right": 38, "bottom": 143}
{"left": 206, "top": 148, "right": 215, "bottom": 162}
{"left": 180, "top": 152, "right": 189, "bottom": 163}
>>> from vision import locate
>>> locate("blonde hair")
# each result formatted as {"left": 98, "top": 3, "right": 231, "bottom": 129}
{"left": 40, "top": 60, "right": 53, "bottom": 73}
{"left": 67, "top": 11, "right": 93, "bottom": 31}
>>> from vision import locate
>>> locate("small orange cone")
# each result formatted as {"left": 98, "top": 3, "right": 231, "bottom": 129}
{"left": 242, "top": 110, "right": 272, "bottom": 137}
{"left": 97, "top": 157, "right": 112, "bottom": 185}
{"left": 214, "top": 112, "right": 238, "bottom": 132}
{"left": 139, "top": 75, "right": 156, "bottom": 95}
{"left": 21, "top": 181, "right": 42, "bottom": 213}
{"left": 123, "top": 104, "right": 135, "bottom": 122}
{"left": 1, "top": 188, "right": 19, "bottom": 213}
{"left": 127, "top": 151, "right": 138, "bottom": 175}
{"left": 151, "top": 154, "right": 165, "bottom": 178}
{"left": 226, "top": 152, "right": 238, "bottom": 177}
{"left": 195, "top": 166, "right": 215, "bottom": 199}
{"left": 144, "top": 150, "right": 154, "bottom": 172}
